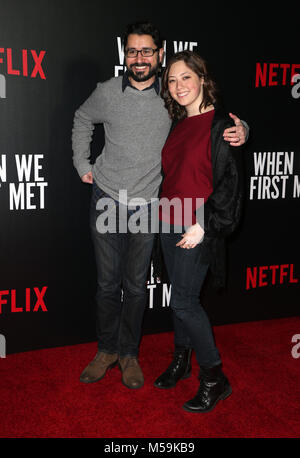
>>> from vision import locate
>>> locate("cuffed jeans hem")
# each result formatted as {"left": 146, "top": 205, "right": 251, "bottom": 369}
{"left": 174, "top": 345, "right": 193, "bottom": 351}
{"left": 200, "top": 359, "right": 222, "bottom": 369}
{"left": 97, "top": 346, "right": 138, "bottom": 359}
{"left": 119, "top": 353, "right": 139, "bottom": 359}
{"left": 197, "top": 357, "right": 222, "bottom": 368}
{"left": 97, "top": 346, "right": 119, "bottom": 355}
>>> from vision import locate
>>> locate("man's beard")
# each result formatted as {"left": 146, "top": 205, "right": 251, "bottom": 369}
{"left": 127, "top": 60, "right": 160, "bottom": 82}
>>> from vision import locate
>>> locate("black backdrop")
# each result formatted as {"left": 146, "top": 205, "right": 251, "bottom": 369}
{"left": 0, "top": 1, "right": 299, "bottom": 354}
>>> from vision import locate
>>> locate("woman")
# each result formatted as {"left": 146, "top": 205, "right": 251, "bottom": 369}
{"left": 154, "top": 51, "right": 243, "bottom": 413}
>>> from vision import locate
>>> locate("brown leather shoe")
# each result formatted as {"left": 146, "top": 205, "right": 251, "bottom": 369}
{"left": 80, "top": 351, "right": 118, "bottom": 383}
{"left": 119, "top": 357, "right": 144, "bottom": 389}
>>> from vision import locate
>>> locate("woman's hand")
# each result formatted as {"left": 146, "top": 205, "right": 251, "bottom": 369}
{"left": 81, "top": 171, "right": 93, "bottom": 184}
{"left": 176, "top": 223, "right": 205, "bottom": 249}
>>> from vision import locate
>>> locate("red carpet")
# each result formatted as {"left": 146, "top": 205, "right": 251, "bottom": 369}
{"left": 0, "top": 317, "right": 300, "bottom": 438}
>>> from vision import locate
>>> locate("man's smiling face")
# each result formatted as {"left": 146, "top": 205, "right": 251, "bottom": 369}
{"left": 125, "top": 34, "right": 163, "bottom": 83}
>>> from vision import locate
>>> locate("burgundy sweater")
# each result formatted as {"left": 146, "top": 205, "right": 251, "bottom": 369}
{"left": 160, "top": 109, "right": 214, "bottom": 226}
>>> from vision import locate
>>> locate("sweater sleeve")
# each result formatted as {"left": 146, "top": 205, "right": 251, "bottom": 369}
{"left": 72, "top": 83, "right": 107, "bottom": 179}
{"left": 241, "top": 119, "right": 250, "bottom": 142}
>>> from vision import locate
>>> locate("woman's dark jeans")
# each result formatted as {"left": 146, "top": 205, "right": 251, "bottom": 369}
{"left": 160, "top": 227, "right": 221, "bottom": 368}
{"left": 90, "top": 182, "right": 154, "bottom": 358}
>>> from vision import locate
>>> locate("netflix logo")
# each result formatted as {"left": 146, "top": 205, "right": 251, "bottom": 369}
{"left": 0, "top": 47, "right": 46, "bottom": 79}
{"left": 0, "top": 47, "right": 46, "bottom": 99}
{"left": 255, "top": 63, "right": 300, "bottom": 87}
{"left": 0, "top": 287, "right": 48, "bottom": 314}
{"left": 246, "top": 264, "right": 299, "bottom": 290}
{"left": 255, "top": 63, "right": 300, "bottom": 99}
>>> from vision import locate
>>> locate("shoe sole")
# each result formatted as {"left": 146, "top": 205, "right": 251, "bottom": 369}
{"left": 182, "top": 386, "right": 232, "bottom": 413}
{"left": 121, "top": 379, "right": 144, "bottom": 389}
{"left": 80, "top": 360, "right": 118, "bottom": 384}
{"left": 153, "top": 370, "right": 191, "bottom": 389}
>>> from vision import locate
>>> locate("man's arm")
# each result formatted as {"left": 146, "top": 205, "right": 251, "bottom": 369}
{"left": 223, "top": 113, "right": 249, "bottom": 147}
{"left": 72, "top": 83, "right": 105, "bottom": 181}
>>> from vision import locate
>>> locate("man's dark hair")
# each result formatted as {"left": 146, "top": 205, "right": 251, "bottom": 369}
{"left": 123, "top": 21, "right": 163, "bottom": 49}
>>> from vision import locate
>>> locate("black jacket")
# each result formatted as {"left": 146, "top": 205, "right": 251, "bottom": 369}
{"left": 152, "top": 106, "right": 244, "bottom": 289}
{"left": 200, "top": 107, "right": 244, "bottom": 288}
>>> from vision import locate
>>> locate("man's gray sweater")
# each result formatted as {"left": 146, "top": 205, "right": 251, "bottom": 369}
{"left": 72, "top": 76, "right": 172, "bottom": 203}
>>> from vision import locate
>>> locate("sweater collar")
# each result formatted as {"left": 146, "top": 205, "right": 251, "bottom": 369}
{"left": 122, "top": 71, "right": 160, "bottom": 94}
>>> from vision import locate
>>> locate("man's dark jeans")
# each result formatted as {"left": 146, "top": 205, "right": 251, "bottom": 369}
{"left": 90, "top": 182, "right": 154, "bottom": 358}
{"left": 160, "top": 227, "right": 221, "bottom": 368}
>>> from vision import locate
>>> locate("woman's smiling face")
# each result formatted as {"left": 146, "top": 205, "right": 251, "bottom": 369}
{"left": 167, "top": 60, "right": 204, "bottom": 116}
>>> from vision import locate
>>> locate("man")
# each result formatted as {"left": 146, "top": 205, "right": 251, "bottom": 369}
{"left": 72, "top": 21, "right": 248, "bottom": 390}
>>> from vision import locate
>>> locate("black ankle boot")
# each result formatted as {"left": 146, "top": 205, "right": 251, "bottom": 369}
{"left": 154, "top": 348, "right": 192, "bottom": 389}
{"left": 183, "top": 364, "right": 232, "bottom": 413}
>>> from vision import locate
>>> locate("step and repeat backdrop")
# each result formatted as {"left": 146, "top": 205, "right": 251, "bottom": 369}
{"left": 0, "top": 1, "right": 299, "bottom": 354}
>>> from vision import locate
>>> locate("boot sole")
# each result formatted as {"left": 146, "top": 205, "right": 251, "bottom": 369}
{"left": 80, "top": 360, "right": 118, "bottom": 384}
{"left": 121, "top": 379, "right": 144, "bottom": 389}
{"left": 153, "top": 370, "right": 191, "bottom": 389}
{"left": 182, "top": 386, "right": 232, "bottom": 413}
{"left": 118, "top": 363, "right": 144, "bottom": 389}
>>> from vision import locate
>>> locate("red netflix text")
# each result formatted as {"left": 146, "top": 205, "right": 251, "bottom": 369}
{"left": 0, "top": 287, "right": 48, "bottom": 314}
{"left": 246, "top": 264, "right": 299, "bottom": 290}
{"left": 0, "top": 48, "right": 46, "bottom": 80}
{"left": 255, "top": 63, "right": 300, "bottom": 87}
